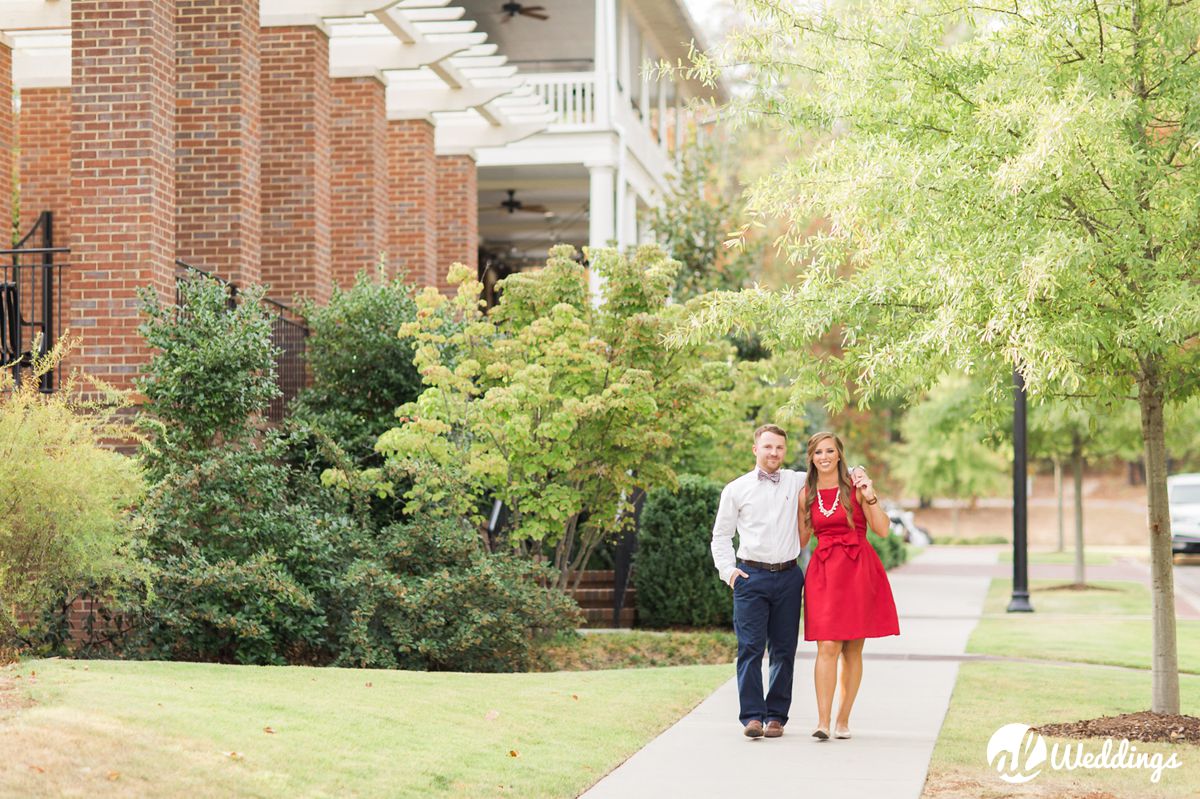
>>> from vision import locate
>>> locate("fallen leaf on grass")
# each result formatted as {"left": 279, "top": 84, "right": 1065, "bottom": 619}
{"left": 484, "top": 710, "right": 500, "bottom": 721}
{"left": 106, "top": 772, "right": 120, "bottom": 781}
{"left": 225, "top": 752, "right": 243, "bottom": 761}
{"left": 508, "top": 750, "right": 519, "bottom": 758}
{"left": 365, "top": 682, "right": 373, "bottom": 688}
{"left": 28, "top": 764, "right": 44, "bottom": 774}
{"left": 571, "top": 694, "right": 579, "bottom": 700}
{"left": 263, "top": 726, "right": 275, "bottom": 734}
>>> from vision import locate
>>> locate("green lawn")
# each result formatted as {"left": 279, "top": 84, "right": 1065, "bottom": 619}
{"left": 0, "top": 658, "right": 731, "bottom": 798}
{"left": 996, "top": 549, "right": 1118, "bottom": 566}
{"left": 924, "top": 661, "right": 1200, "bottom": 798}
{"left": 968, "top": 579, "right": 1200, "bottom": 673}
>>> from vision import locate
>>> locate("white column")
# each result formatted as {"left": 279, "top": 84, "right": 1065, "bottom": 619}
{"left": 594, "top": 0, "right": 614, "bottom": 127}
{"left": 619, "top": 181, "right": 638, "bottom": 249}
{"left": 588, "top": 163, "right": 616, "bottom": 298}
{"left": 674, "top": 90, "right": 685, "bottom": 165}
{"left": 657, "top": 74, "right": 668, "bottom": 149}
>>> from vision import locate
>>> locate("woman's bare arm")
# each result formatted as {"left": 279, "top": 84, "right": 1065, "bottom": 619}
{"left": 798, "top": 488, "right": 812, "bottom": 549}
{"left": 851, "top": 467, "right": 891, "bottom": 535}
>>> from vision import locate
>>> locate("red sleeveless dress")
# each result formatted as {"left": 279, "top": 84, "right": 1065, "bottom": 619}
{"left": 804, "top": 486, "right": 900, "bottom": 641}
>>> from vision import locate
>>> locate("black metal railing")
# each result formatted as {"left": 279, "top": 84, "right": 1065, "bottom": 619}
{"left": 1, "top": 212, "right": 69, "bottom": 391}
{"left": 174, "top": 260, "right": 308, "bottom": 422}
{"left": 263, "top": 296, "right": 308, "bottom": 422}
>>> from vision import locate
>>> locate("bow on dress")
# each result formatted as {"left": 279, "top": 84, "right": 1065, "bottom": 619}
{"left": 813, "top": 528, "right": 862, "bottom": 566}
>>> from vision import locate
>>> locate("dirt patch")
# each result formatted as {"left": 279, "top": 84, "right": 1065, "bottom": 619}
{"left": 0, "top": 672, "right": 35, "bottom": 716}
{"left": 535, "top": 630, "right": 737, "bottom": 671}
{"left": 1035, "top": 711, "right": 1200, "bottom": 745}
{"left": 1040, "top": 583, "right": 1122, "bottom": 592}
{"left": 922, "top": 767, "right": 1122, "bottom": 798}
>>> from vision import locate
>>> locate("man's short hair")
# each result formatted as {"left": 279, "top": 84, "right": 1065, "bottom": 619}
{"left": 754, "top": 424, "right": 787, "bottom": 442}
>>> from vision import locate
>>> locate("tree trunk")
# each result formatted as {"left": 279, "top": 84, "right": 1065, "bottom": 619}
{"left": 1139, "top": 365, "right": 1180, "bottom": 715}
{"left": 1072, "top": 434, "right": 1085, "bottom": 587}
{"left": 1054, "top": 458, "right": 1064, "bottom": 553}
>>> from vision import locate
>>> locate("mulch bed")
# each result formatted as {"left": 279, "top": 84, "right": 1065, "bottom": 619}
{"left": 1035, "top": 711, "right": 1200, "bottom": 744}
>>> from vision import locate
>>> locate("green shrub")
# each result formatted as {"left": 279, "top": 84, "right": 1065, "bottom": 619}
{"left": 333, "top": 518, "right": 581, "bottom": 672}
{"left": 290, "top": 268, "right": 423, "bottom": 468}
{"left": 130, "top": 272, "right": 576, "bottom": 670}
{"left": 127, "top": 441, "right": 358, "bottom": 664}
{"left": 129, "top": 274, "right": 354, "bottom": 665}
{"left": 0, "top": 340, "right": 144, "bottom": 649}
{"left": 634, "top": 474, "right": 732, "bottom": 628}
{"left": 137, "top": 274, "right": 277, "bottom": 468}
{"left": 868, "top": 529, "right": 908, "bottom": 570}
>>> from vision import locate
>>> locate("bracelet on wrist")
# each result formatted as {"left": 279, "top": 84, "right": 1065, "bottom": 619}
{"left": 865, "top": 494, "right": 879, "bottom": 505}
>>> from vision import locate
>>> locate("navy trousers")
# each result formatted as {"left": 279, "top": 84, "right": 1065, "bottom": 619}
{"left": 732, "top": 562, "right": 804, "bottom": 726}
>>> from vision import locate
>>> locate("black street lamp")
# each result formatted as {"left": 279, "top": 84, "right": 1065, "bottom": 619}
{"left": 1008, "top": 368, "right": 1034, "bottom": 612}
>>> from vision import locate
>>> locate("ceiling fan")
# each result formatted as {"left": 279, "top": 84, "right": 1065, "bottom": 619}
{"left": 500, "top": 2, "right": 549, "bottom": 22}
{"left": 499, "top": 189, "right": 548, "bottom": 214}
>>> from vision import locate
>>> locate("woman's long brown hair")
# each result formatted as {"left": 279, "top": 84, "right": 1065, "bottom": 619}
{"left": 804, "top": 432, "right": 855, "bottom": 528}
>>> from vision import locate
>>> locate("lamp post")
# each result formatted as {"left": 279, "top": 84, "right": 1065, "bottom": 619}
{"left": 1008, "top": 368, "right": 1034, "bottom": 612}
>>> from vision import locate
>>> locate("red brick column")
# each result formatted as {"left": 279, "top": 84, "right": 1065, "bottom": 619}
{"left": 261, "top": 26, "right": 331, "bottom": 305}
{"left": 70, "top": 0, "right": 176, "bottom": 390}
{"left": 17, "top": 87, "right": 71, "bottom": 242}
{"left": 330, "top": 77, "right": 387, "bottom": 288}
{"left": 435, "top": 154, "right": 478, "bottom": 294}
{"left": 176, "top": 0, "right": 261, "bottom": 286}
{"left": 0, "top": 43, "right": 12, "bottom": 246}
{"left": 387, "top": 118, "right": 436, "bottom": 285}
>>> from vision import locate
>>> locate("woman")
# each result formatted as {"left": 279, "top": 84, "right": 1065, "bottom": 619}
{"left": 798, "top": 431, "right": 899, "bottom": 741}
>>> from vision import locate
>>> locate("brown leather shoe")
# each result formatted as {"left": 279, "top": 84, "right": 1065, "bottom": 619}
{"left": 743, "top": 720, "right": 764, "bottom": 738}
{"left": 765, "top": 720, "right": 784, "bottom": 738}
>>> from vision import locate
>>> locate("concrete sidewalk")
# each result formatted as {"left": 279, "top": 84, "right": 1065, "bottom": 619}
{"left": 580, "top": 547, "right": 995, "bottom": 799}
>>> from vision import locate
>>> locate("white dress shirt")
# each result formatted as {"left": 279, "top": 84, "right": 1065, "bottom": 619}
{"left": 710, "top": 467, "right": 807, "bottom": 584}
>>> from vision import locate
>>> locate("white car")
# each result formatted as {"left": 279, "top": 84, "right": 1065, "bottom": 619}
{"left": 1169, "top": 473, "right": 1200, "bottom": 555}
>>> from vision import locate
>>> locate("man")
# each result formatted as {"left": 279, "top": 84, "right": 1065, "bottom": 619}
{"left": 711, "top": 424, "right": 805, "bottom": 739}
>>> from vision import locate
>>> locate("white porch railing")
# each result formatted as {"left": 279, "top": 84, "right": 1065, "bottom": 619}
{"left": 526, "top": 72, "right": 598, "bottom": 128}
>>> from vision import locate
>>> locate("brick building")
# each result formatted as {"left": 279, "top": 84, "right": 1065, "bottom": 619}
{"left": 0, "top": 0, "right": 717, "bottom": 396}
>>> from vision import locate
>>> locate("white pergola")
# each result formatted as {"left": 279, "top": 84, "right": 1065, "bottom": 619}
{"left": 1, "top": 0, "right": 554, "bottom": 157}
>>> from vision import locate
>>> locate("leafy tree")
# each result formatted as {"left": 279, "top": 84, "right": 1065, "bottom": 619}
{"left": 646, "top": 139, "right": 761, "bottom": 301}
{"left": 676, "top": 0, "right": 1200, "bottom": 713}
{"left": 367, "top": 246, "right": 734, "bottom": 589}
{"left": 887, "top": 375, "right": 1009, "bottom": 538}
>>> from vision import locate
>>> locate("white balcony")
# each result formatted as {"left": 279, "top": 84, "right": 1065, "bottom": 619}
{"left": 527, "top": 72, "right": 599, "bottom": 130}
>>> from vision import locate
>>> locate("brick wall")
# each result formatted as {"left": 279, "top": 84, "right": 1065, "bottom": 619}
{"left": 435, "top": 154, "right": 478, "bottom": 294}
{"left": 387, "top": 118, "right": 437, "bottom": 285}
{"left": 70, "top": 0, "right": 177, "bottom": 391}
{"left": 176, "top": 0, "right": 261, "bottom": 286}
{"left": 17, "top": 87, "right": 71, "bottom": 242}
{"left": 330, "top": 76, "right": 387, "bottom": 288}
{"left": 261, "top": 25, "right": 331, "bottom": 305}
{"left": 0, "top": 44, "right": 12, "bottom": 246}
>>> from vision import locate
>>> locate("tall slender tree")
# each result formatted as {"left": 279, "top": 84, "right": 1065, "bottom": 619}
{"left": 674, "top": 0, "right": 1200, "bottom": 713}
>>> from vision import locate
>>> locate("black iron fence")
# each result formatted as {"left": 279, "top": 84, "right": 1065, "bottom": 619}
{"left": 1, "top": 212, "right": 68, "bottom": 391}
{"left": 174, "top": 261, "right": 309, "bottom": 422}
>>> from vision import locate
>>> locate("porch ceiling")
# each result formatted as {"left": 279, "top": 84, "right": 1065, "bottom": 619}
{"left": 477, "top": 163, "right": 590, "bottom": 265}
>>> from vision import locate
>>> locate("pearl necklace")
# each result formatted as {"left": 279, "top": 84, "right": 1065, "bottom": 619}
{"left": 816, "top": 486, "right": 840, "bottom": 518}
